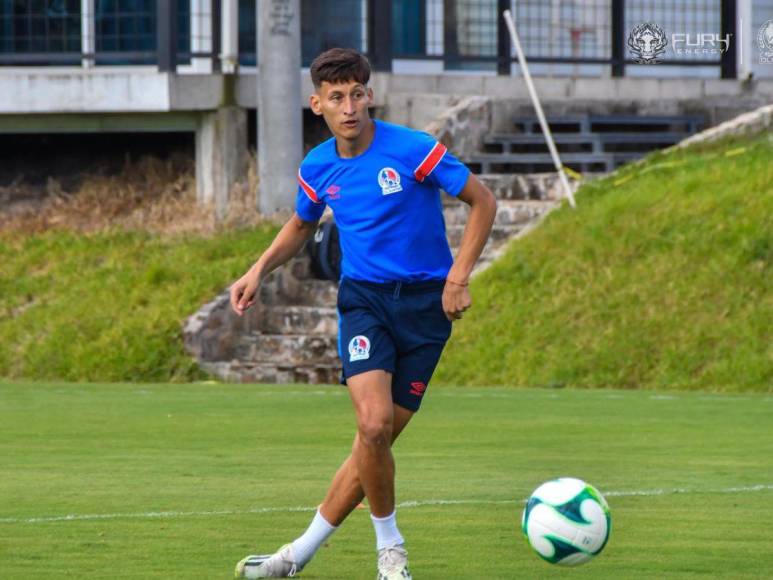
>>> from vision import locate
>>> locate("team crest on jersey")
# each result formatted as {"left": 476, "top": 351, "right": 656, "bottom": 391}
{"left": 378, "top": 167, "right": 403, "bottom": 195}
{"left": 348, "top": 335, "right": 371, "bottom": 362}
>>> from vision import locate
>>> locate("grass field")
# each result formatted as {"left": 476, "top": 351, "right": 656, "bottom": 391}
{"left": 2, "top": 382, "right": 772, "bottom": 579}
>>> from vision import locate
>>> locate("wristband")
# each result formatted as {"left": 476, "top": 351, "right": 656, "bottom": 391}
{"left": 446, "top": 278, "right": 469, "bottom": 287}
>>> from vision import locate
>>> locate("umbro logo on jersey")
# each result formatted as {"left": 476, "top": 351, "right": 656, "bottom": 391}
{"left": 326, "top": 184, "right": 341, "bottom": 200}
{"left": 378, "top": 167, "right": 403, "bottom": 195}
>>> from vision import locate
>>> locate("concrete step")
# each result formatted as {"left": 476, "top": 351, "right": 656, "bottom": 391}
{"left": 235, "top": 333, "right": 338, "bottom": 365}
{"left": 258, "top": 277, "right": 338, "bottom": 307}
{"left": 475, "top": 173, "right": 575, "bottom": 201}
{"left": 201, "top": 360, "right": 341, "bottom": 385}
{"left": 512, "top": 114, "right": 702, "bottom": 134}
{"left": 259, "top": 305, "right": 338, "bottom": 336}
{"left": 467, "top": 152, "right": 642, "bottom": 174}
{"left": 483, "top": 132, "right": 685, "bottom": 154}
{"left": 446, "top": 224, "right": 522, "bottom": 249}
{"left": 443, "top": 199, "right": 554, "bottom": 226}
{"left": 486, "top": 132, "right": 686, "bottom": 145}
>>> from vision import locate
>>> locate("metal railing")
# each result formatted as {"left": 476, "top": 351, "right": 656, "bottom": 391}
{"left": 0, "top": 0, "right": 193, "bottom": 67}
{"left": 0, "top": 0, "right": 739, "bottom": 77}
{"left": 384, "top": 0, "right": 735, "bottom": 76}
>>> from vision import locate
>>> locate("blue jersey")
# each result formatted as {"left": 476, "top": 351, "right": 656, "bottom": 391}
{"left": 295, "top": 120, "right": 470, "bottom": 283}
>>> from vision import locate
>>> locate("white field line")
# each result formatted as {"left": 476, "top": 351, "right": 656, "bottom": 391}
{"left": 203, "top": 389, "right": 772, "bottom": 403}
{"left": 2, "top": 484, "right": 772, "bottom": 525}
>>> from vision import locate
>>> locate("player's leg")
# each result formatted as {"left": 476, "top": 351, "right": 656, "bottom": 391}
{"left": 346, "top": 370, "right": 412, "bottom": 580}
{"left": 234, "top": 397, "right": 414, "bottom": 579}
{"left": 319, "top": 402, "right": 414, "bottom": 526}
{"left": 287, "top": 400, "right": 413, "bottom": 573}
{"left": 346, "top": 369, "right": 397, "bottom": 517}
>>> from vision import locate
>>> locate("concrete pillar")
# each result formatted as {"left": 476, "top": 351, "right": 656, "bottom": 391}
{"left": 196, "top": 106, "right": 248, "bottom": 219}
{"left": 257, "top": 0, "right": 303, "bottom": 216}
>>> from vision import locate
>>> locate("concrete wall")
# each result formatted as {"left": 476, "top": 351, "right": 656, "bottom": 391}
{"left": 381, "top": 76, "right": 773, "bottom": 133}
{"left": 2, "top": 70, "right": 771, "bottom": 119}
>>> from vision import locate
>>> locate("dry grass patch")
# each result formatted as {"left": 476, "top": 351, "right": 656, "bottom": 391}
{"left": 0, "top": 152, "right": 265, "bottom": 238}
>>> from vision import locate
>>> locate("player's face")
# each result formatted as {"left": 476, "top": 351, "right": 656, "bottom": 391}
{"left": 310, "top": 80, "right": 374, "bottom": 140}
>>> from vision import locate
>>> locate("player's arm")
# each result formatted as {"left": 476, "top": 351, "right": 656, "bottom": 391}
{"left": 447, "top": 174, "right": 497, "bottom": 286}
{"left": 442, "top": 174, "right": 497, "bottom": 321}
{"left": 230, "top": 213, "right": 318, "bottom": 316}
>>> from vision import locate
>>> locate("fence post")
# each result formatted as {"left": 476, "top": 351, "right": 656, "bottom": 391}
{"left": 737, "top": 0, "right": 752, "bottom": 79}
{"left": 220, "top": 0, "right": 238, "bottom": 73}
{"left": 157, "top": 0, "right": 178, "bottom": 72}
{"left": 720, "top": 0, "right": 737, "bottom": 79}
{"left": 211, "top": 0, "right": 221, "bottom": 72}
{"left": 443, "top": 0, "right": 459, "bottom": 70}
{"left": 80, "top": 0, "right": 95, "bottom": 68}
{"left": 611, "top": 0, "right": 625, "bottom": 77}
{"left": 367, "top": 0, "right": 392, "bottom": 71}
{"left": 497, "top": 0, "right": 511, "bottom": 75}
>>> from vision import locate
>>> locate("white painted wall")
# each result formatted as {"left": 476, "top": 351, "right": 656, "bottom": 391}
{"left": 0, "top": 70, "right": 171, "bottom": 113}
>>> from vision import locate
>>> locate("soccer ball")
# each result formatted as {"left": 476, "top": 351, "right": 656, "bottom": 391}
{"left": 521, "top": 477, "right": 611, "bottom": 566}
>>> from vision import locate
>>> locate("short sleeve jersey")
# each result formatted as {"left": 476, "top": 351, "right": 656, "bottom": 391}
{"left": 295, "top": 120, "right": 470, "bottom": 283}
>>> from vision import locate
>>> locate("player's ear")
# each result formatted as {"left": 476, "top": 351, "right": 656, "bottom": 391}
{"left": 366, "top": 87, "right": 374, "bottom": 106}
{"left": 309, "top": 93, "right": 322, "bottom": 116}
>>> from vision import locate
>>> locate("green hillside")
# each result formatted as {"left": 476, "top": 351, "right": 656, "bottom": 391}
{"left": 0, "top": 226, "right": 278, "bottom": 382}
{"left": 1, "top": 133, "right": 770, "bottom": 389}
{"left": 436, "top": 132, "right": 772, "bottom": 391}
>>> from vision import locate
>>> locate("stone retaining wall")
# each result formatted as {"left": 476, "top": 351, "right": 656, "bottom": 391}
{"left": 674, "top": 103, "right": 773, "bottom": 149}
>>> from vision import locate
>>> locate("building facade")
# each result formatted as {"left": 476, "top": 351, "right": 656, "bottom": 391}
{"left": 1, "top": 0, "right": 772, "bottom": 211}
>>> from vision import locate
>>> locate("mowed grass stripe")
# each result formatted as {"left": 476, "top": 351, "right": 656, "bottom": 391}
{"left": 1, "top": 382, "right": 772, "bottom": 578}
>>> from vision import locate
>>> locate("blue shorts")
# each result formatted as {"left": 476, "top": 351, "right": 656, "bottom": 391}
{"left": 337, "top": 277, "right": 453, "bottom": 412}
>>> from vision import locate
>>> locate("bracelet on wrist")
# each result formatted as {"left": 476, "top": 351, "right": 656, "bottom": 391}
{"left": 446, "top": 278, "right": 469, "bottom": 287}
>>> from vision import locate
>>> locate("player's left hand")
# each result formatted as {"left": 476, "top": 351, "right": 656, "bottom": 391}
{"left": 442, "top": 281, "right": 471, "bottom": 322}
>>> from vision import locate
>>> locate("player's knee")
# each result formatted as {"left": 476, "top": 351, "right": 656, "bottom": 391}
{"left": 357, "top": 416, "right": 392, "bottom": 448}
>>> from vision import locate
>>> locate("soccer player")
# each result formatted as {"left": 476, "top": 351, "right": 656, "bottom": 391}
{"left": 231, "top": 48, "right": 497, "bottom": 579}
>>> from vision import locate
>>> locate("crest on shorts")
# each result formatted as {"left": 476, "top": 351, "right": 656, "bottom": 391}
{"left": 378, "top": 167, "right": 402, "bottom": 195}
{"left": 348, "top": 335, "right": 371, "bottom": 362}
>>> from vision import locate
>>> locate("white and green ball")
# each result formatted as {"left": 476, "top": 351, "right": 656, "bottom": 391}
{"left": 522, "top": 477, "right": 611, "bottom": 566}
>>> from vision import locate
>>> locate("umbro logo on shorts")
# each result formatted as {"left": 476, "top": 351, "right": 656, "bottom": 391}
{"left": 409, "top": 381, "right": 427, "bottom": 396}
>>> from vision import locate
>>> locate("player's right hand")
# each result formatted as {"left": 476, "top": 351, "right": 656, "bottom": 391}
{"left": 230, "top": 271, "right": 260, "bottom": 316}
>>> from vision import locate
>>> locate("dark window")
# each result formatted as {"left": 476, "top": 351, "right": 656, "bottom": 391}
{"left": 239, "top": 0, "right": 365, "bottom": 67}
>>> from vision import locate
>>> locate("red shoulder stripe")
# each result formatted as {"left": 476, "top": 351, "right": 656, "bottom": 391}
{"left": 414, "top": 142, "right": 447, "bottom": 182}
{"left": 297, "top": 170, "right": 320, "bottom": 203}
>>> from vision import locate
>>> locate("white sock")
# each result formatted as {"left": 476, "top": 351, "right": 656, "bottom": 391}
{"left": 371, "top": 509, "right": 405, "bottom": 550}
{"left": 290, "top": 509, "right": 338, "bottom": 566}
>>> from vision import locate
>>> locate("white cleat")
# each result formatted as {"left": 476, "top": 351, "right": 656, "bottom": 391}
{"left": 235, "top": 543, "right": 303, "bottom": 578}
{"left": 376, "top": 544, "right": 412, "bottom": 580}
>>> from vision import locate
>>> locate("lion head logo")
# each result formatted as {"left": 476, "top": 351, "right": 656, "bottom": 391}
{"left": 759, "top": 19, "right": 773, "bottom": 61}
{"left": 628, "top": 22, "right": 669, "bottom": 64}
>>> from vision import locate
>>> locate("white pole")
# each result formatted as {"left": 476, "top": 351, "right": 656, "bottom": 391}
{"left": 80, "top": 0, "right": 94, "bottom": 69}
{"left": 503, "top": 8, "right": 576, "bottom": 208}
{"left": 220, "top": 0, "right": 238, "bottom": 74}
{"left": 738, "top": 0, "right": 752, "bottom": 80}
